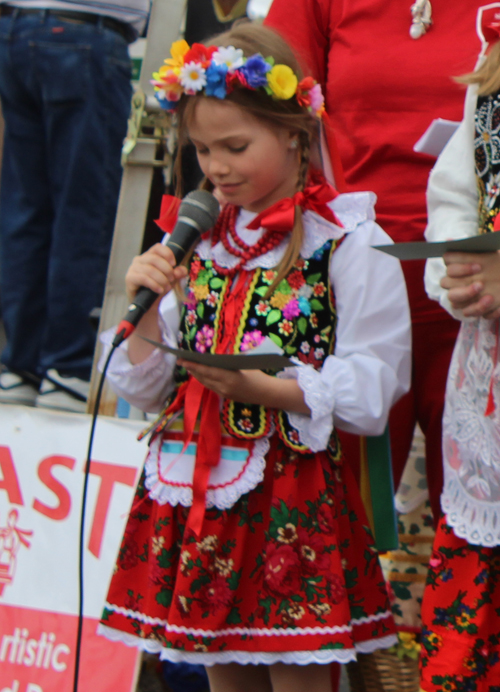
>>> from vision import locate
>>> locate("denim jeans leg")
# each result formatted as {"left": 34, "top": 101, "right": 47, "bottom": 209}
{"left": 0, "top": 14, "right": 132, "bottom": 380}
{"left": 0, "top": 16, "right": 54, "bottom": 377}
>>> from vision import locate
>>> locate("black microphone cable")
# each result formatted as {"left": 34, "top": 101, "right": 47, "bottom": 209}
{"left": 72, "top": 342, "right": 117, "bottom": 692}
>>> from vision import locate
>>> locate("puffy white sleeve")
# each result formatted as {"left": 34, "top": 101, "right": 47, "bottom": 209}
{"left": 98, "top": 291, "right": 181, "bottom": 412}
{"left": 286, "top": 221, "right": 411, "bottom": 449}
{"left": 424, "top": 85, "right": 479, "bottom": 320}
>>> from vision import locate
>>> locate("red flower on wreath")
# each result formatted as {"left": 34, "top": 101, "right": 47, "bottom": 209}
{"left": 264, "top": 543, "right": 301, "bottom": 596}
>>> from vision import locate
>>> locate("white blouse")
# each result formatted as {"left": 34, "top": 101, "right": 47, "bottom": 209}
{"left": 424, "top": 83, "right": 500, "bottom": 547}
{"left": 101, "top": 191, "right": 411, "bottom": 453}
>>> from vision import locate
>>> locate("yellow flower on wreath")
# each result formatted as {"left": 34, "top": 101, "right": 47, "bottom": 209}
{"left": 165, "top": 39, "right": 190, "bottom": 69}
{"left": 267, "top": 64, "right": 298, "bottom": 100}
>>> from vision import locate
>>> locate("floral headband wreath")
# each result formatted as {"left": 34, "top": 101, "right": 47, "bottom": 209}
{"left": 151, "top": 40, "right": 326, "bottom": 119}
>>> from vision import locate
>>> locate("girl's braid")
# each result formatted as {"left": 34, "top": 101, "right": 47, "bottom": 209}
{"left": 297, "top": 130, "right": 312, "bottom": 191}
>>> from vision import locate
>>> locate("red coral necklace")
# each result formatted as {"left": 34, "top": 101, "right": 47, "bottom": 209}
{"left": 211, "top": 204, "right": 289, "bottom": 276}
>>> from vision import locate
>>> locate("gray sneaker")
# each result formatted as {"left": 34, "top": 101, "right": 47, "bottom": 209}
{"left": 0, "top": 370, "right": 38, "bottom": 406}
{"left": 35, "top": 369, "right": 90, "bottom": 414}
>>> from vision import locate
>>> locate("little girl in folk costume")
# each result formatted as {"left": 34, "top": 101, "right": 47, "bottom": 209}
{"left": 422, "top": 4, "right": 500, "bottom": 689}
{"left": 98, "top": 23, "right": 411, "bottom": 691}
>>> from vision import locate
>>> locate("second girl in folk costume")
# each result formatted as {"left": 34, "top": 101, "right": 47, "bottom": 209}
{"left": 421, "top": 4, "right": 500, "bottom": 689}
{"left": 98, "top": 23, "right": 411, "bottom": 692}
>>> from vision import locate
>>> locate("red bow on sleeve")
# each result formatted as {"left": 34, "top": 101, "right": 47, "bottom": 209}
{"left": 155, "top": 195, "right": 182, "bottom": 235}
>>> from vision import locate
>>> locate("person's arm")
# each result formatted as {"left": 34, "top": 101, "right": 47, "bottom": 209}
{"left": 424, "top": 85, "right": 480, "bottom": 318}
{"left": 283, "top": 218, "right": 411, "bottom": 452}
{"left": 98, "top": 244, "right": 187, "bottom": 412}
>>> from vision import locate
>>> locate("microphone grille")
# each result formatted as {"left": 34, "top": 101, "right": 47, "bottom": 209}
{"left": 179, "top": 190, "right": 220, "bottom": 232}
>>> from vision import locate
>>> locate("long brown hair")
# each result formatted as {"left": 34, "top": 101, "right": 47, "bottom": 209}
{"left": 456, "top": 42, "right": 500, "bottom": 95}
{"left": 173, "top": 23, "right": 319, "bottom": 293}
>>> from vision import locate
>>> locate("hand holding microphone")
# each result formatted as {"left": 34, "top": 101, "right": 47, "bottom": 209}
{"left": 113, "top": 190, "right": 220, "bottom": 346}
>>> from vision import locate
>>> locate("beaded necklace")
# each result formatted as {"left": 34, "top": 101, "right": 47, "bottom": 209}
{"left": 211, "top": 203, "right": 290, "bottom": 276}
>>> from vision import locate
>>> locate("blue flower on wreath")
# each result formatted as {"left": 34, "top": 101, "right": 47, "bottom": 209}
{"left": 155, "top": 93, "right": 181, "bottom": 111}
{"left": 241, "top": 54, "right": 271, "bottom": 89}
{"left": 205, "top": 63, "right": 228, "bottom": 99}
{"left": 298, "top": 296, "right": 311, "bottom": 316}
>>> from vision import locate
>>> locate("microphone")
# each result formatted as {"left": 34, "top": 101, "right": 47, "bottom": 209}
{"left": 113, "top": 190, "right": 220, "bottom": 346}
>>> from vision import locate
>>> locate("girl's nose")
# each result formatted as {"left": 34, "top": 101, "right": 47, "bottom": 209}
{"left": 208, "top": 157, "right": 230, "bottom": 178}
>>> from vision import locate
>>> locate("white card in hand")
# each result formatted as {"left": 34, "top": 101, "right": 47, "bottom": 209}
{"left": 414, "top": 118, "right": 459, "bottom": 157}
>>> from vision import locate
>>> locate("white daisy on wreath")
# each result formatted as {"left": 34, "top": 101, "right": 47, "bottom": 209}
{"left": 212, "top": 46, "right": 244, "bottom": 72}
{"left": 180, "top": 62, "right": 207, "bottom": 93}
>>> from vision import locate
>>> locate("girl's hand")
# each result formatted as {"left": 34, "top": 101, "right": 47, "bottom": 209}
{"left": 441, "top": 251, "right": 500, "bottom": 318}
{"left": 125, "top": 244, "right": 187, "bottom": 365}
{"left": 177, "top": 360, "right": 311, "bottom": 415}
{"left": 125, "top": 243, "right": 187, "bottom": 303}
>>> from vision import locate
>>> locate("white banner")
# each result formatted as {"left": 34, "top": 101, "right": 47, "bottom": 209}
{"left": 0, "top": 404, "right": 148, "bottom": 692}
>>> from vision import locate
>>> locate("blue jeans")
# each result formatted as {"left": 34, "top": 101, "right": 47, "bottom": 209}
{"left": 0, "top": 11, "right": 132, "bottom": 380}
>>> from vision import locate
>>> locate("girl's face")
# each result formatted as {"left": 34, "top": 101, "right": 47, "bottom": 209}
{"left": 188, "top": 98, "right": 300, "bottom": 213}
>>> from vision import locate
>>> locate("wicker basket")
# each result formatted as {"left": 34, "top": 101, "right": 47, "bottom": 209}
{"left": 346, "top": 650, "right": 419, "bottom": 692}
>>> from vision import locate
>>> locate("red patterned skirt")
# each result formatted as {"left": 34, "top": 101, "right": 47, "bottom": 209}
{"left": 99, "top": 437, "right": 396, "bottom": 666}
{"left": 420, "top": 515, "right": 500, "bottom": 690}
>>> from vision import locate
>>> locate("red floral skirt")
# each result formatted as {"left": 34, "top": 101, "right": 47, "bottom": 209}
{"left": 420, "top": 515, "right": 500, "bottom": 690}
{"left": 100, "top": 436, "right": 396, "bottom": 665}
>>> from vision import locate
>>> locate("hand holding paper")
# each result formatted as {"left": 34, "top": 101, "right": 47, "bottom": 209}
{"left": 441, "top": 250, "right": 500, "bottom": 319}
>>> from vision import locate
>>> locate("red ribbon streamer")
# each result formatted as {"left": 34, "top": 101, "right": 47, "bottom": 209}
{"left": 153, "top": 378, "right": 221, "bottom": 537}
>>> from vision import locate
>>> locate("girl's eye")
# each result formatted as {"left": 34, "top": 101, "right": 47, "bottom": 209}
{"left": 196, "top": 148, "right": 209, "bottom": 156}
{"left": 229, "top": 144, "right": 248, "bottom": 153}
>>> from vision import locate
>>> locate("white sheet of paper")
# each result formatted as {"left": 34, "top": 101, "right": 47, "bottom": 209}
{"left": 373, "top": 231, "right": 500, "bottom": 260}
{"left": 414, "top": 118, "right": 460, "bottom": 157}
{"left": 141, "top": 336, "right": 294, "bottom": 370}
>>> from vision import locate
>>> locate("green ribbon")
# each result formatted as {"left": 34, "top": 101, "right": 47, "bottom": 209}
{"left": 366, "top": 426, "right": 398, "bottom": 552}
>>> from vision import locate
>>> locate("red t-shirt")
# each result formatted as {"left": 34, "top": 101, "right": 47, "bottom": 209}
{"left": 265, "top": 0, "right": 482, "bottom": 321}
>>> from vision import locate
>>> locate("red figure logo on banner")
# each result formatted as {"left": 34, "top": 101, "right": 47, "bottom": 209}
{"left": 0, "top": 509, "right": 33, "bottom": 595}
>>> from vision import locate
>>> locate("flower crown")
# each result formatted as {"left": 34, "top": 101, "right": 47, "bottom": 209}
{"left": 151, "top": 40, "right": 325, "bottom": 119}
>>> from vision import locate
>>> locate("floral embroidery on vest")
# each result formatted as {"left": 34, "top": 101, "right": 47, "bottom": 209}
{"left": 171, "top": 238, "right": 342, "bottom": 457}
{"left": 475, "top": 91, "right": 500, "bottom": 234}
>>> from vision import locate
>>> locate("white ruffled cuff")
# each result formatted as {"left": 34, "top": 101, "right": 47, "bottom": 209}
{"left": 279, "top": 363, "right": 335, "bottom": 452}
{"left": 98, "top": 319, "right": 177, "bottom": 412}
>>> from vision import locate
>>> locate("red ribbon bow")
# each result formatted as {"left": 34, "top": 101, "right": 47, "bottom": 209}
{"left": 246, "top": 178, "right": 342, "bottom": 233}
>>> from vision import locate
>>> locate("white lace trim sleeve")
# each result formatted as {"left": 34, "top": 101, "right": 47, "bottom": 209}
{"left": 279, "top": 363, "right": 335, "bottom": 452}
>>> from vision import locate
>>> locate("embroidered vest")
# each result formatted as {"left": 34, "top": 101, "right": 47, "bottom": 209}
{"left": 475, "top": 91, "right": 500, "bottom": 234}
{"left": 171, "top": 237, "right": 343, "bottom": 456}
